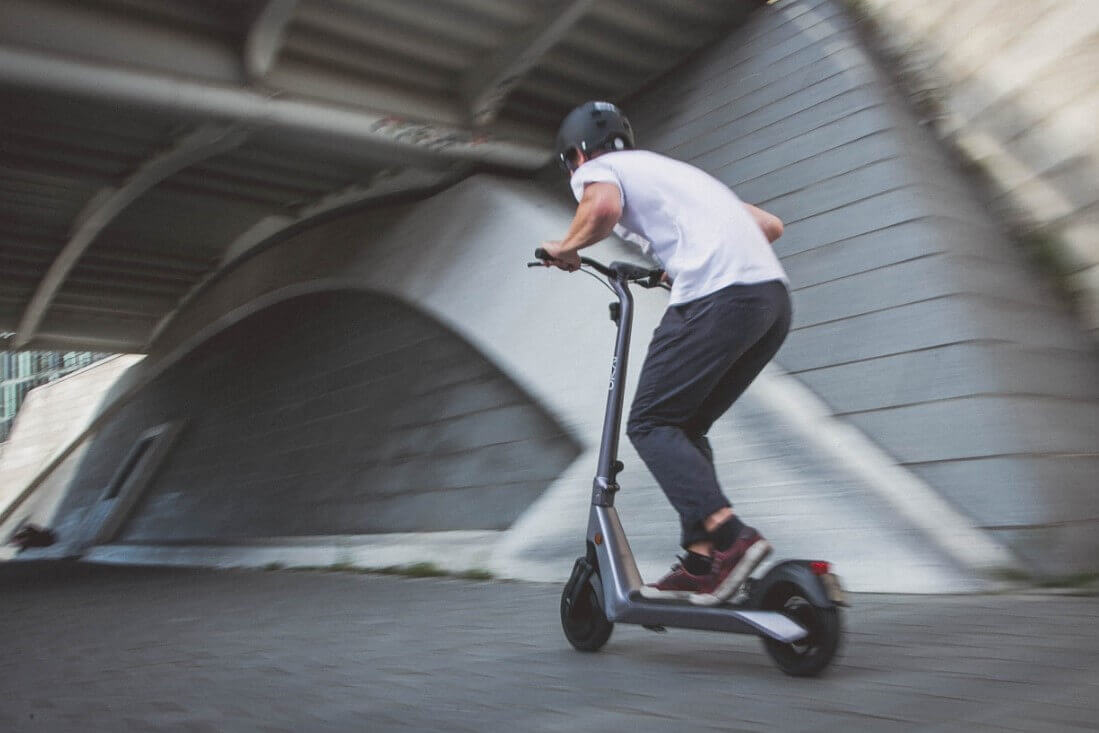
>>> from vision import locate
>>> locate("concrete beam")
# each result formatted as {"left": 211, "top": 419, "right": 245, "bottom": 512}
{"left": 590, "top": 0, "right": 703, "bottom": 48}
{"left": 12, "top": 125, "right": 248, "bottom": 350}
{"left": 146, "top": 166, "right": 457, "bottom": 350}
{"left": 27, "top": 330, "right": 147, "bottom": 355}
{"left": 462, "top": 0, "right": 597, "bottom": 126}
{"left": 292, "top": 3, "right": 472, "bottom": 70}
{"left": 0, "top": 0, "right": 243, "bottom": 84}
{"left": 244, "top": 0, "right": 298, "bottom": 82}
{"left": 220, "top": 167, "right": 456, "bottom": 265}
{"left": 0, "top": 46, "right": 552, "bottom": 170}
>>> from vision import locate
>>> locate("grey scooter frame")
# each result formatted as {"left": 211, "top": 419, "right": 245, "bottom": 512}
{"left": 579, "top": 264, "right": 808, "bottom": 645}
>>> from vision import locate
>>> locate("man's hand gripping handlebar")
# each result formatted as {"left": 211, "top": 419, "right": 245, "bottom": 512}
{"left": 528, "top": 248, "right": 670, "bottom": 290}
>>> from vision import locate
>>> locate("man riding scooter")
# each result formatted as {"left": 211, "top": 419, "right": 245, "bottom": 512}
{"left": 540, "top": 101, "right": 790, "bottom": 606}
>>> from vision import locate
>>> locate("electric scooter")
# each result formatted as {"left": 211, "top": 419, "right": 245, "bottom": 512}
{"left": 530, "top": 248, "right": 845, "bottom": 677}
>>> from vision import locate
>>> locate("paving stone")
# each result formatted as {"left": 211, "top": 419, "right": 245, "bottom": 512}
{"left": 0, "top": 562, "right": 1096, "bottom": 732}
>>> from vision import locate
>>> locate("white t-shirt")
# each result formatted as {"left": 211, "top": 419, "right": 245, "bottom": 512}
{"left": 570, "top": 150, "right": 788, "bottom": 306}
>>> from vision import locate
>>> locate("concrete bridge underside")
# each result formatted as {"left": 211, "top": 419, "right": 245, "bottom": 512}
{"left": 3, "top": 0, "right": 1098, "bottom": 588}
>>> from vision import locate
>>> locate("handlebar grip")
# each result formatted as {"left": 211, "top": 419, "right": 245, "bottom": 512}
{"left": 534, "top": 247, "right": 550, "bottom": 261}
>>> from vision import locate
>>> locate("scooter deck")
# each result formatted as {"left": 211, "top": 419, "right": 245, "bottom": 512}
{"left": 614, "top": 593, "right": 807, "bottom": 643}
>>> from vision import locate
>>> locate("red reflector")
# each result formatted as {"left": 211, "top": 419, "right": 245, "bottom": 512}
{"left": 809, "top": 561, "right": 830, "bottom": 575}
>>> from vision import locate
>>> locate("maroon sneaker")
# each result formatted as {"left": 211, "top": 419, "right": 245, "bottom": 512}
{"left": 639, "top": 558, "right": 715, "bottom": 600}
{"left": 690, "top": 527, "right": 771, "bottom": 606}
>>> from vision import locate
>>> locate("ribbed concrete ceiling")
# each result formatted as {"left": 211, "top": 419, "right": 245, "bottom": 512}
{"left": 0, "top": 0, "right": 759, "bottom": 353}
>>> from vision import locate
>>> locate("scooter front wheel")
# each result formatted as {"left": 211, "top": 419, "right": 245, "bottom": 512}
{"left": 760, "top": 582, "right": 841, "bottom": 677}
{"left": 560, "top": 574, "right": 613, "bottom": 652}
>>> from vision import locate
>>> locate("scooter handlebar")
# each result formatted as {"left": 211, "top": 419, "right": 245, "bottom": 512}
{"left": 532, "top": 248, "right": 666, "bottom": 287}
{"left": 528, "top": 247, "right": 558, "bottom": 268}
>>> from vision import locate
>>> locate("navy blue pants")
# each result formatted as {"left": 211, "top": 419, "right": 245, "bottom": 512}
{"left": 626, "top": 279, "right": 791, "bottom": 548}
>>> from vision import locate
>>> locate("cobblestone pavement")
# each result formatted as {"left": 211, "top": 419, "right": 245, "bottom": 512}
{"left": 1, "top": 562, "right": 1097, "bottom": 732}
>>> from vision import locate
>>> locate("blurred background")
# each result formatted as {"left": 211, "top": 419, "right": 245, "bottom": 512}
{"left": 4, "top": 0, "right": 1097, "bottom": 584}
{"left": 0, "top": 0, "right": 1097, "bottom": 726}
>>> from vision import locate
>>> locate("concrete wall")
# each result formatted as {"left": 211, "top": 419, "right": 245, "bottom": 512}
{"left": 36, "top": 175, "right": 996, "bottom": 591}
{"left": 43, "top": 288, "right": 579, "bottom": 546}
{"left": 623, "top": 0, "right": 1099, "bottom": 571}
{"left": 850, "top": 0, "right": 1099, "bottom": 334}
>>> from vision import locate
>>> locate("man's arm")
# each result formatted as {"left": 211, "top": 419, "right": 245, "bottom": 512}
{"left": 744, "top": 203, "right": 783, "bottom": 243}
{"left": 541, "top": 182, "right": 622, "bottom": 270}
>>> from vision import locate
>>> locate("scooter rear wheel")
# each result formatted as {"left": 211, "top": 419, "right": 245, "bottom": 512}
{"left": 560, "top": 575, "right": 613, "bottom": 652}
{"left": 760, "top": 583, "right": 841, "bottom": 677}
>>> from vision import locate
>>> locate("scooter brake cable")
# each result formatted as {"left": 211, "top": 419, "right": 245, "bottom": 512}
{"left": 578, "top": 265, "right": 616, "bottom": 295}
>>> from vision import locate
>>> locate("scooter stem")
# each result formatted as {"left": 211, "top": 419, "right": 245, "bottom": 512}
{"left": 593, "top": 276, "right": 633, "bottom": 507}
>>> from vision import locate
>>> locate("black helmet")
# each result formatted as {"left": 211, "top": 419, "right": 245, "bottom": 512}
{"left": 555, "top": 101, "right": 635, "bottom": 173}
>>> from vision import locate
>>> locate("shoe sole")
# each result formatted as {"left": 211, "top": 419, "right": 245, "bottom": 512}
{"left": 688, "top": 540, "right": 772, "bottom": 607}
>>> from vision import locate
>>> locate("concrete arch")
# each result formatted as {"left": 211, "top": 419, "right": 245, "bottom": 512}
{"left": 146, "top": 182, "right": 637, "bottom": 437}
{"left": 44, "top": 285, "right": 580, "bottom": 548}
{"left": 63, "top": 174, "right": 996, "bottom": 591}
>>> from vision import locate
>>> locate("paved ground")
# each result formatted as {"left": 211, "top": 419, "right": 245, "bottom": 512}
{"left": 1, "top": 562, "right": 1097, "bottom": 732}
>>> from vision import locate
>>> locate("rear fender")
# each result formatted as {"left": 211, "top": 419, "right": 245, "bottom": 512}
{"left": 750, "top": 560, "right": 835, "bottom": 609}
